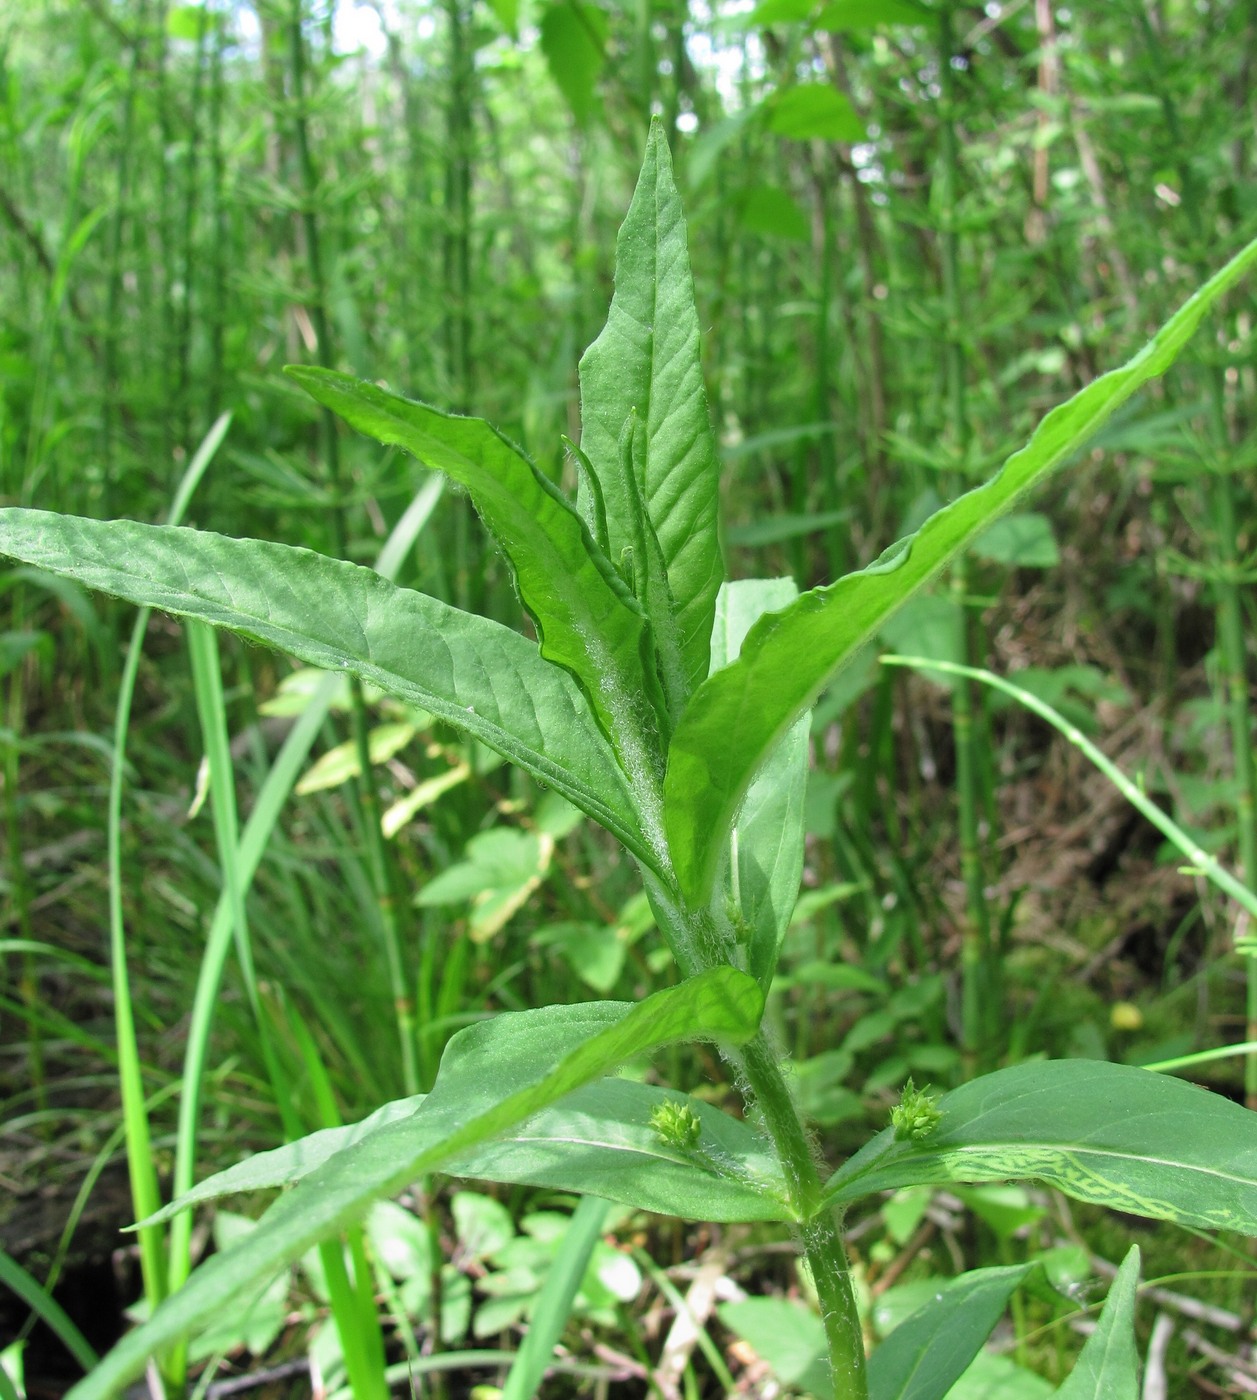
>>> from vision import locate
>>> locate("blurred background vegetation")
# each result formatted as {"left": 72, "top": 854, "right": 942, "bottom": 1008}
{"left": 1, "top": 0, "right": 1255, "bottom": 1394}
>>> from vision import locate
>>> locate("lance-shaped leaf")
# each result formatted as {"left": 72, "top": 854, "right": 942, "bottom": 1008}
{"left": 663, "top": 235, "right": 1257, "bottom": 906}
{"left": 147, "top": 1080, "right": 790, "bottom": 1226}
{"left": 578, "top": 118, "right": 723, "bottom": 696}
{"left": 866, "top": 1264, "right": 1035, "bottom": 1400}
{"left": 823, "top": 1060, "right": 1257, "bottom": 1235}
{"left": 71, "top": 969, "right": 763, "bottom": 1400}
{"left": 710, "top": 578, "right": 809, "bottom": 988}
{"left": 288, "top": 366, "right": 669, "bottom": 767}
{"left": 617, "top": 413, "right": 687, "bottom": 719}
{"left": 0, "top": 512, "right": 658, "bottom": 871}
{"left": 1056, "top": 1246, "right": 1141, "bottom": 1400}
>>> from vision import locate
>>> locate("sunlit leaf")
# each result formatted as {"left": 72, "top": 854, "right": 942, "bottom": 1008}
{"left": 75, "top": 970, "right": 763, "bottom": 1398}
{"left": 663, "top": 234, "right": 1257, "bottom": 907}
{"left": 825, "top": 1060, "right": 1257, "bottom": 1236}
{"left": 0, "top": 513, "right": 656, "bottom": 870}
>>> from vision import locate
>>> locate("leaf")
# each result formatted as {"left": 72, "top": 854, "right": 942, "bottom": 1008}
{"left": 867, "top": 1264, "right": 1035, "bottom": 1400}
{"left": 539, "top": 0, "right": 607, "bottom": 125}
{"left": 972, "top": 511, "right": 1060, "bottom": 569}
{"left": 0, "top": 511, "right": 657, "bottom": 872}
{"left": 814, "top": 0, "right": 930, "bottom": 31}
{"left": 295, "top": 720, "right": 416, "bottom": 795}
{"left": 746, "top": 0, "right": 815, "bottom": 23}
{"left": 485, "top": 0, "right": 519, "bottom": 38}
{"left": 417, "top": 827, "right": 550, "bottom": 942}
{"left": 880, "top": 595, "right": 964, "bottom": 688}
{"left": 500, "top": 1197, "right": 610, "bottom": 1400}
{"left": 710, "top": 580, "right": 808, "bottom": 987}
{"left": 738, "top": 185, "right": 811, "bottom": 241}
{"left": 945, "top": 1351, "right": 1054, "bottom": 1399}
{"left": 718, "top": 1298, "right": 832, "bottom": 1397}
{"left": 146, "top": 1077, "right": 788, "bottom": 1226}
{"left": 287, "top": 367, "right": 667, "bottom": 773}
{"left": 578, "top": 119, "right": 724, "bottom": 697}
{"left": 77, "top": 970, "right": 763, "bottom": 1399}
{"left": 450, "top": 1080, "right": 791, "bottom": 1221}
{"left": 663, "top": 234, "right": 1257, "bottom": 907}
{"left": 1055, "top": 1246, "right": 1141, "bottom": 1400}
{"left": 767, "top": 85, "right": 866, "bottom": 143}
{"left": 824, "top": 1060, "right": 1257, "bottom": 1236}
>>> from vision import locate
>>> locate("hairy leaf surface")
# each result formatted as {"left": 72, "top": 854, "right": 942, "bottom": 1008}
{"left": 825, "top": 1060, "right": 1257, "bottom": 1235}
{"left": 664, "top": 235, "right": 1257, "bottom": 905}
{"left": 0, "top": 512, "right": 658, "bottom": 869}
{"left": 71, "top": 970, "right": 763, "bottom": 1399}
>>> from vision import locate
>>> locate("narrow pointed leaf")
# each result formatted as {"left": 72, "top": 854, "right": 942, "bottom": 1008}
{"left": 1055, "top": 1247, "right": 1140, "bottom": 1400}
{"left": 618, "top": 413, "right": 687, "bottom": 719}
{"left": 710, "top": 579, "right": 808, "bottom": 987}
{"left": 72, "top": 969, "right": 763, "bottom": 1399}
{"left": 449, "top": 1080, "right": 791, "bottom": 1221}
{"left": 159, "top": 1080, "right": 790, "bottom": 1225}
{"left": 578, "top": 119, "right": 723, "bottom": 694}
{"left": 0, "top": 512, "right": 656, "bottom": 869}
{"left": 500, "top": 1196, "right": 610, "bottom": 1400}
{"left": 287, "top": 366, "right": 668, "bottom": 764}
{"left": 664, "top": 236, "right": 1257, "bottom": 905}
{"left": 867, "top": 1264, "right": 1034, "bottom": 1400}
{"left": 824, "top": 1060, "right": 1257, "bottom": 1236}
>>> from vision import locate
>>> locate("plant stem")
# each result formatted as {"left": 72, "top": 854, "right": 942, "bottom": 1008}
{"left": 643, "top": 874, "right": 866, "bottom": 1397}
{"left": 737, "top": 1033, "right": 867, "bottom": 1399}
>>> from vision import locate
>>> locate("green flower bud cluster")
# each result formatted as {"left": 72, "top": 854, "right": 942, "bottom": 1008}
{"left": 891, "top": 1078, "right": 942, "bottom": 1143}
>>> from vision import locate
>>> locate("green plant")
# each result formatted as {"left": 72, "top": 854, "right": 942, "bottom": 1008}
{"left": 5, "top": 121, "right": 1257, "bottom": 1400}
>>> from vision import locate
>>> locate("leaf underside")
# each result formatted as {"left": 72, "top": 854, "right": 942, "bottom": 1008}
{"left": 157, "top": 1079, "right": 790, "bottom": 1226}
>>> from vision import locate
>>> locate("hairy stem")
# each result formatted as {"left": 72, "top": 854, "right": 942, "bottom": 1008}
{"left": 643, "top": 872, "right": 867, "bottom": 1396}
{"left": 738, "top": 1034, "right": 867, "bottom": 1398}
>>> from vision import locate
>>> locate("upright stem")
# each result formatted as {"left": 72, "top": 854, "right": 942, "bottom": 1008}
{"left": 643, "top": 874, "right": 867, "bottom": 1397}
{"left": 1135, "top": 10, "right": 1257, "bottom": 1101}
{"left": 737, "top": 1034, "right": 867, "bottom": 1399}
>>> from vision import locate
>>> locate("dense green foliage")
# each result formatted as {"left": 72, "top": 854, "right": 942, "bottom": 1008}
{"left": 1, "top": 2, "right": 1256, "bottom": 1398}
